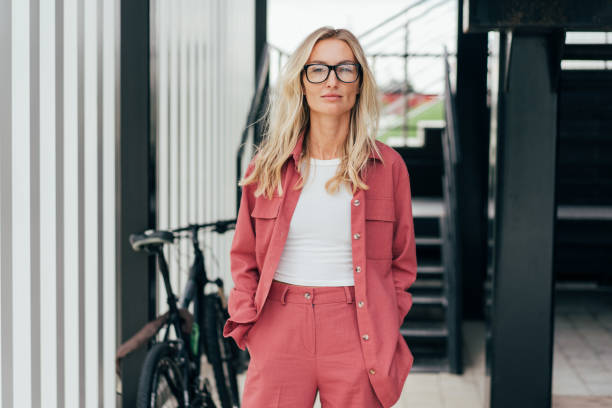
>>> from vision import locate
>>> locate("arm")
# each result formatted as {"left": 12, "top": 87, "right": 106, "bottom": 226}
{"left": 391, "top": 157, "right": 418, "bottom": 327}
{"left": 222, "top": 160, "right": 259, "bottom": 349}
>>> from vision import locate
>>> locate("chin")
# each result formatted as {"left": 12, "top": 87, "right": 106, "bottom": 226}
{"left": 312, "top": 105, "right": 354, "bottom": 117}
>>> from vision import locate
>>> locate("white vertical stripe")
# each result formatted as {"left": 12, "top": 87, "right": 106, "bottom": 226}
{"left": 188, "top": 0, "right": 196, "bottom": 229}
{"left": 197, "top": 0, "right": 204, "bottom": 225}
{"left": 63, "top": 0, "right": 79, "bottom": 405}
{"left": 0, "top": 207, "right": 3, "bottom": 408}
{"left": 203, "top": 0, "right": 212, "bottom": 282}
{"left": 39, "top": 0, "right": 58, "bottom": 406}
{"left": 83, "top": 0, "right": 98, "bottom": 405}
{"left": 178, "top": 0, "right": 187, "bottom": 294}
{"left": 169, "top": 0, "right": 179, "bottom": 305}
{"left": 158, "top": 0, "right": 170, "bottom": 322}
{"left": 102, "top": 0, "right": 117, "bottom": 403}
{"left": 11, "top": 0, "right": 32, "bottom": 405}
{"left": 152, "top": 0, "right": 255, "bottom": 320}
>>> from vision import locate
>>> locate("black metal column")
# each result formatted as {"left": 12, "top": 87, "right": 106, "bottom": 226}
{"left": 489, "top": 32, "right": 557, "bottom": 407}
{"left": 456, "top": 0, "right": 490, "bottom": 319}
{"left": 254, "top": 0, "right": 268, "bottom": 147}
{"left": 119, "top": 0, "right": 154, "bottom": 405}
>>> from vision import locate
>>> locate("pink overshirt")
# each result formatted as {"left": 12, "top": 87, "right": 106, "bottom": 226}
{"left": 223, "top": 128, "right": 418, "bottom": 408}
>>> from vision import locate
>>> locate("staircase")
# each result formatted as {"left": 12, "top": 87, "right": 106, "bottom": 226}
{"left": 555, "top": 40, "right": 612, "bottom": 288}
{"left": 394, "top": 125, "right": 461, "bottom": 373}
{"left": 391, "top": 48, "right": 463, "bottom": 373}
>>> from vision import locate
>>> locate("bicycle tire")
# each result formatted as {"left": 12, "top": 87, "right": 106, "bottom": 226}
{"left": 136, "top": 342, "right": 186, "bottom": 408}
{"left": 204, "top": 294, "right": 241, "bottom": 408}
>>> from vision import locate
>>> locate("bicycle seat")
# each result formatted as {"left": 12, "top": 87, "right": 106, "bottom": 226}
{"left": 129, "top": 230, "right": 175, "bottom": 251}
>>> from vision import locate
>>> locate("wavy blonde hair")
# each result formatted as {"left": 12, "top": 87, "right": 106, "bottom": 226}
{"left": 241, "top": 26, "right": 383, "bottom": 199}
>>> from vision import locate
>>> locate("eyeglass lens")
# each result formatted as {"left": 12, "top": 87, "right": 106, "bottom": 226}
{"left": 306, "top": 64, "right": 358, "bottom": 83}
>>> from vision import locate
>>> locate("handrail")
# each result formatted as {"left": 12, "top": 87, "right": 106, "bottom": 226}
{"left": 358, "top": 0, "right": 433, "bottom": 39}
{"left": 363, "top": 0, "right": 451, "bottom": 50}
{"left": 443, "top": 46, "right": 461, "bottom": 164}
{"left": 235, "top": 43, "right": 271, "bottom": 213}
{"left": 440, "top": 44, "right": 462, "bottom": 373}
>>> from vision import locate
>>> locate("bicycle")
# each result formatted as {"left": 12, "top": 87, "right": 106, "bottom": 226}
{"left": 127, "top": 219, "right": 243, "bottom": 408}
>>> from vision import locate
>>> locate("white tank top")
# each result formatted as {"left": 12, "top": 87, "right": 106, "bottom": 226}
{"left": 273, "top": 157, "right": 355, "bottom": 286}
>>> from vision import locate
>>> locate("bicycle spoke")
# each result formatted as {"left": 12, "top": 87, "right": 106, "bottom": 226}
{"left": 160, "top": 365, "right": 183, "bottom": 402}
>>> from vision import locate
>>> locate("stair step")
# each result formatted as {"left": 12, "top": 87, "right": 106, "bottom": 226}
{"left": 563, "top": 44, "right": 612, "bottom": 61}
{"left": 418, "top": 264, "right": 445, "bottom": 275}
{"left": 412, "top": 197, "right": 446, "bottom": 218}
{"left": 400, "top": 322, "right": 448, "bottom": 338}
{"left": 412, "top": 279, "right": 444, "bottom": 289}
{"left": 415, "top": 237, "right": 443, "bottom": 245}
{"left": 413, "top": 295, "right": 447, "bottom": 306}
{"left": 409, "top": 356, "right": 450, "bottom": 373}
{"left": 557, "top": 205, "right": 612, "bottom": 221}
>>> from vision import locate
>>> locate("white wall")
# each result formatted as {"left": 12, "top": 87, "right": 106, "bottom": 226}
{"left": 0, "top": 0, "right": 254, "bottom": 405}
{"left": 0, "top": 0, "right": 119, "bottom": 407}
{"left": 151, "top": 0, "right": 255, "bottom": 317}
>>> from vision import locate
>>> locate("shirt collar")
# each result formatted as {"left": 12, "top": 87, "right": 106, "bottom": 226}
{"left": 290, "top": 127, "right": 382, "bottom": 168}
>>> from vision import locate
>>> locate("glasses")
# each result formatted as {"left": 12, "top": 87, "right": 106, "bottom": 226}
{"left": 303, "top": 63, "right": 361, "bottom": 84}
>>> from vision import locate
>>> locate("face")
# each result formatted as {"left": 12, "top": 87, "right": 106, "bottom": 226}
{"left": 301, "top": 38, "right": 361, "bottom": 118}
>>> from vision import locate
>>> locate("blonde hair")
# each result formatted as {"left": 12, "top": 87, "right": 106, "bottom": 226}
{"left": 241, "top": 26, "right": 384, "bottom": 199}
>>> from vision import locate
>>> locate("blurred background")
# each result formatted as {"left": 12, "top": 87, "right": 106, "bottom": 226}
{"left": 1, "top": 0, "right": 611, "bottom": 407}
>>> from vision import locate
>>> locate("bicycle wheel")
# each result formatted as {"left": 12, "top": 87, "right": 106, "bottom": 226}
{"left": 137, "top": 342, "right": 186, "bottom": 408}
{"left": 204, "top": 294, "right": 241, "bottom": 408}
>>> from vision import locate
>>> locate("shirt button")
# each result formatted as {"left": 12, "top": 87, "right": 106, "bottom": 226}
{"left": 369, "top": 368, "right": 376, "bottom": 375}
{"left": 353, "top": 199, "right": 360, "bottom": 206}
{"left": 355, "top": 266, "right": 361, "bottom": 273}
{"left": 304, "top": 292, "right": 311, "bottom": 299}
{"left": 358, "top": 301, "right": 364, "bottom": 307}
{"left": 353, "top": 233, "right": 360, "bottom": 240}
{"left": 362, "top": 334, "right": 369, "bottom": 341}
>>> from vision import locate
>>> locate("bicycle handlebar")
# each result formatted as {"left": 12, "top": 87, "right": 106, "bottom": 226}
{"left": 171, "top": 218, "right": 236, "bottom": 234}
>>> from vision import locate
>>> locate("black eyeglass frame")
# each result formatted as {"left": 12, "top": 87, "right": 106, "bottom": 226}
{"left": 302, "top": 62, "right": 362, "bottom": 84}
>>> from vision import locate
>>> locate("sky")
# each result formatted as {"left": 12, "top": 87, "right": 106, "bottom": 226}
{"left": 268, "top": 0, "right": 458, "bottom": 93}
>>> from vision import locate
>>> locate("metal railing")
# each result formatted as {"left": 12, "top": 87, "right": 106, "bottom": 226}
{"left": 440, "top": 44, "right": 463, "bottom": 373}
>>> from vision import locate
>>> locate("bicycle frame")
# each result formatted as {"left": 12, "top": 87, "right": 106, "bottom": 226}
{"left": 125, "top": 219, "right": 237, "bottom": 407}
{"left": 152, "top": 224, "right": 218, "bottom": 406}
{"left": 152, "top": 245, "right": 194, "bottom": 404}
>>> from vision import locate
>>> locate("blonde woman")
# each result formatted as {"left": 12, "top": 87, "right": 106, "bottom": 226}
{"left": 223, "top": 26, "right": 417, "bottom": 408}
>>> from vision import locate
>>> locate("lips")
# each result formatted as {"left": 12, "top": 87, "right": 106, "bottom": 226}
{"left": 322, "top": 94, "right": 342, "bottom": 101}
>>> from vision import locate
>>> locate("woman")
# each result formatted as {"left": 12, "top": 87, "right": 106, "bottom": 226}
{"left": 222, "top": 26, "right": 417, "bottom": 408}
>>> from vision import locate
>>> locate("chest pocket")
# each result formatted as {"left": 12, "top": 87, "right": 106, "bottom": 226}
{"left": 251, "top": 197, "right": 282, "bottom": 257}
{"left": 365, "top": 198, "right": 395, "bottom": 260}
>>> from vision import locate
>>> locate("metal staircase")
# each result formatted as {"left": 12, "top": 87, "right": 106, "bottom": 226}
{"left": 394, "top": 49, "right": 462, "bottom": 373}
{"left": 396, "top": 167, "right": 462, "bottom": 373}
{"left": 554, "top": 38, "right": 612, "bottom": 288}
{"left": 400, "top": 197, "right": 451, "bottom": 372}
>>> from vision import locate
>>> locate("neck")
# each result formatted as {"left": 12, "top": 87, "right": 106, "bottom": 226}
{"left": 307, "top": 111, "right": 351, "bottom": 159}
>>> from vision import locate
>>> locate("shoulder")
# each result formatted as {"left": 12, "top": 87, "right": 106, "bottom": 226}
{"left": 373, "top": 140, "right": 407, "bottom": 170}
{"left": 372, "top": 139, "right": 410, "bottom": 184}
{"left": 372, "top": 139, "right": 402, "bottom": 163}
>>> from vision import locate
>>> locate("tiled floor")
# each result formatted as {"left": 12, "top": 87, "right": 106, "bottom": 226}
{"left": 236, "top": 290, "right": 612, "bottom": 407}
{"left": 552, "top": 289, "right": 612, "bottom": 402}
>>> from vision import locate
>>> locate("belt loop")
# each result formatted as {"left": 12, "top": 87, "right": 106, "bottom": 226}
{"left": 343, "top": 286, "right": 353, "bottom": 303}
{"left": 280, "top": 286, "right": 289, "bottom": 305}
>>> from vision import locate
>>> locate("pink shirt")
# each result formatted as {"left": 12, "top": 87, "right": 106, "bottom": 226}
{"left": 223, "top": 128, "right": 418, "bottom": 407}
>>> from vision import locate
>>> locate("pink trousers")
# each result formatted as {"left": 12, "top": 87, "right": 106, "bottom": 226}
{"left": 242, "top": 280, "right": 384, "bottom": 407}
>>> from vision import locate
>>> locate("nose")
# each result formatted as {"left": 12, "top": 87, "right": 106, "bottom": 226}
{"left": 325, "top": 68, "right": 339, "bottom": 86}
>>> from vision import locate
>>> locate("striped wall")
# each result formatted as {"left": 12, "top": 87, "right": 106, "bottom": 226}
{"left": 151, "top": 0, "right": 255, "bottom": 317}
{"left": 0, "top": 0, "right": 119, "bottom": 407}
{"left": 1, "top": 0, "right": 255, "bottom": 405}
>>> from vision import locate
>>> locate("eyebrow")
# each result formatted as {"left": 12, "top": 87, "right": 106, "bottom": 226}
{"left": 309, "top": 59, "right": 356, "bottom": 64}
